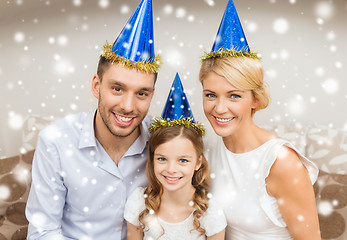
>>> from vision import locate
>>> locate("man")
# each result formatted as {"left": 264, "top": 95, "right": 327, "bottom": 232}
{"left": 25, "top": 0, "right": 160, "bottom": 239}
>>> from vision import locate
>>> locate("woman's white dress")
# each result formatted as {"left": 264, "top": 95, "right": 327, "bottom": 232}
{"left": 204, "top": 136, "right": 318, "bottom": 240}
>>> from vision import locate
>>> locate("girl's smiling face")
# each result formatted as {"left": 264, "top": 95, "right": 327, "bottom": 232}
{"left": 153, "top": 135, "right": 202, "bottom": 194}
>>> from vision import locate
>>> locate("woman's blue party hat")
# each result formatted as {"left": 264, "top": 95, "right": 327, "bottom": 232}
{"left": 149, "top": 73, "right": 205, "bottom": 135}
{"left": 102, "top": 0, "right": 161, "bottom": 73}
{"left": 202, "top": 0, "right": 259, "bottom": 61}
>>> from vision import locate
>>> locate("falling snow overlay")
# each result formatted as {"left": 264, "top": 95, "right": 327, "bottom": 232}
{"left": 1, "top": 1, "right": 347, "bottom": 239}
{"left": 2, "top": 0, "right": 346, "bottom": 158}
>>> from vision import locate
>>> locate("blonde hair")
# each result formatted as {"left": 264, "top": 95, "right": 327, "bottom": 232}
{"left": 199, "top": 57, "right": 271, "bottom": 115}
{"left": 139, "top": 125, "right": 210, "bottom": 237}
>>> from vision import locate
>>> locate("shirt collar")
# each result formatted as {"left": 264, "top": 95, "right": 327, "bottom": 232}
{"left": 123, "top": 115, "right": 151, "bottom": 157}
{"left": 78, "top": 110, "right": 151, "bottom": 155}
{"left": 78, "top": 109, "right": 98, "bottom": 149}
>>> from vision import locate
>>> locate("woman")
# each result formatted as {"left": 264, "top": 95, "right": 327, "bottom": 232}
{"left": 199, "top": 1, "right": 321, "bottom": 239}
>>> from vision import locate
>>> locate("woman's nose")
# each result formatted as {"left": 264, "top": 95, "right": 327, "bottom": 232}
{"left": 214, "top": 97, "right": 228, "bottom": 114}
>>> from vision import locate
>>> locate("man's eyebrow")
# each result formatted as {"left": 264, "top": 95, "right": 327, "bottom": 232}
{"left": 108, "top": 79, "right": 124, "bottom": 86}
{"left": 140, "top": 87, "right": 154, "bottom": 92}
{"left": 108, "top": 79, "right": 154, "bottom": 92}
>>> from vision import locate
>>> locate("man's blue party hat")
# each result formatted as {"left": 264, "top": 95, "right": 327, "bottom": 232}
{"left": 102, "top": 0, "right": 161, "bottom": 73}
{"left": 202, "top": 0, "right": 259, "bottom": 61}
{"left": 149, "top": 73, "right": 205, "bottom": 135}
{"left": 161, "top": 73, "right": 194, "bottom": 122}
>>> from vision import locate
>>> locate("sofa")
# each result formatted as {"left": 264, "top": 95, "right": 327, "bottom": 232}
{"left": 1, "top": 116, "right": 346, "bottom": 240}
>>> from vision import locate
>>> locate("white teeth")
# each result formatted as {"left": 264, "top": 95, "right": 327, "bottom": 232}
{"left": 115, "top": 114, "right": 132, "bottom": 122}
{"left": 215, "top": 117, "right": 233, "bottom": 122}
{"left": 165, "top": 176, "right": 180, "bottom": 181}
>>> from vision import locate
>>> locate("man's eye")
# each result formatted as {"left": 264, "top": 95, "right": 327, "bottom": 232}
{"left": 138, "top": 92, "right": 148, "bottom": 97}
{"left": 112, "top": 87, "right": 121, "bottom": 92}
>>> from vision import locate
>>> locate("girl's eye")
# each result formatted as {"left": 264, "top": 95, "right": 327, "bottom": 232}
{"left": 157, "top": 157, "right": 166, "bottom": 162}
{"left": 231, "top": 94, "right": 241, "bottom": 99}
{"left": 179, "top": 159, "right": 188, "bottom": 163}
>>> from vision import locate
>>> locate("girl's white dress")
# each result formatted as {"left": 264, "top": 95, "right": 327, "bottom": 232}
{"left": 124, "top": 187, "right": 227, "bottom": 240}
{"left": 204, "top": 137, "right": 318, "bottom": 240}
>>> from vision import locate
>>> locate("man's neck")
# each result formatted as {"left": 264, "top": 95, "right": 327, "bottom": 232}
{"left": 94, "top": 112, "right": 141, "bottom": 165}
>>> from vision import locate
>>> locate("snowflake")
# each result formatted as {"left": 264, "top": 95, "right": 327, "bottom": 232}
{"left": 8, "top": 111, "right": 24, "bottom": 130}
{"left": 14, "top": 31, "right": 25, "bottom": 43}
{"left": 98, "top": 0, "right": 109, "bottom": 9}
{"left": 273, "top": 18, "right": 289, "bottom": 34}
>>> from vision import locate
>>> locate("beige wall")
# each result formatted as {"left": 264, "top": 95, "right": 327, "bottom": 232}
{"left": 1, "top": 0, "right": 346, "bottom": 157}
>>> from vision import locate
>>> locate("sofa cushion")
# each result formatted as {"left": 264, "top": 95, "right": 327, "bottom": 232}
{"left": 314, "top": 170, "right": 347, "bottom": 240}
{"left": 306, "top": 124, "right": 347, "bottom": 174}
{"left": 0, "top": 150, "right": 34, "bottom": 240}
{"left": 261, "top": 122, "right": 308, "bottom": 153}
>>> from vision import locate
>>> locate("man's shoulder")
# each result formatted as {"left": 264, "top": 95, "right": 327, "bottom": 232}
{"left": 39, "top": 111, "right": 92, "bottom": 140}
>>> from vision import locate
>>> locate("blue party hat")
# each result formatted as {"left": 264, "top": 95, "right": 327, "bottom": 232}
{"left": 149, "top": 73, "right": 205, "bottom": 135}
{"left": 202, "top": 0, "right": 259, "bottom": 61}
{"left": 102, "top": 0, "right": 161, "bottom": 73}
{"left": 162, "top": 73, "right": 194, "bottom": 122}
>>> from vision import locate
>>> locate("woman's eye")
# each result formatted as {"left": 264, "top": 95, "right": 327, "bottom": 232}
{"left": 231, "top": 94, "right": 241, "bottom": 99}
{"left": 205, "top": 93, "right": 216, "bottom": 98}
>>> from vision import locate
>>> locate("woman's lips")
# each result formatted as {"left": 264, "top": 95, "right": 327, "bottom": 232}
{"left": 214, "top": 116, "right": 234, "bottom": 125}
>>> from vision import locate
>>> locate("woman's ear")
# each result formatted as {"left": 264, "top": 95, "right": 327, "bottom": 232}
{"left": 91, "top": 74, "right": 100, "bottom": 99}
{"left": 251, "top": 96, "right": 260, "bottom": 110}
{"left": 195, "top": 155, "right": 203, "bottom": 171}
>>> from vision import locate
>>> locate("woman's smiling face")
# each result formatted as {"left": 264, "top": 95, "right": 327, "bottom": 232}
{"left": 202, "top": 72, "right": 258, "bottom": 138}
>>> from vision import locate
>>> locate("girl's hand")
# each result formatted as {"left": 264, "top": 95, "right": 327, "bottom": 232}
{"left": 207, "top": 229, "right": 226, "bottom": 240}
{"left": 126, "top": 222, "right": 144, "bottom": 240}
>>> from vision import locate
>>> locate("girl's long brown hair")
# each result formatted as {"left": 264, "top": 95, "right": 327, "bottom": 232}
{"left": 139, "top": 125, "right": 210, "bottom": 237}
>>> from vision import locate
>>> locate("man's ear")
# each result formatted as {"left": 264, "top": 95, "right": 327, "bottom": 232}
{"left": 195, "top": 155, "right": 203, "bottom": 171}
{"left": 150, "top": 87, "right": 155, "bottom": 99}
{"left": 91, "top": 74, "right": 100, "bottom": 99}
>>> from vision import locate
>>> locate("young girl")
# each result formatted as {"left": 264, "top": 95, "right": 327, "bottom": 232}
{"left": 124, "top": 119, "right": 227, "bottom": 240}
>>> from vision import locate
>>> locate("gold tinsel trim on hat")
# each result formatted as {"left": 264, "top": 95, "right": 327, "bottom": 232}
{"left": 149, "top": 117, "right": 206, "bottom": 136}
{"left": 201, "top": 47, "right": 261, "bottom": 62}
{"left": 102, "top": 43, "right": 162, "bottom": 73}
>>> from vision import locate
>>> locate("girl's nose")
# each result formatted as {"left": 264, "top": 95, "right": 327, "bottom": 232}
{"left": 166, "top": 161, "right": 177, "bottom": 174}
